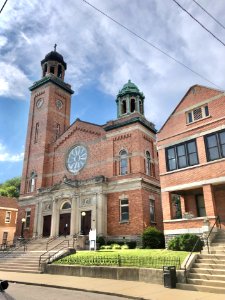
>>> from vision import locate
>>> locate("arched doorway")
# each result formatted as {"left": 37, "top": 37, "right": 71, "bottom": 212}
{"left": 43, "top": 215, "right": 51, "bottom": 237}
{"left": 59, "top": 201, "right": 71, "bottom": 236}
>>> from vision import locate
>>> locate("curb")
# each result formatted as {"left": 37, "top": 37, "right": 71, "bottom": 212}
{"left": 7, "top": 280, "right": 148, "bottom": 300}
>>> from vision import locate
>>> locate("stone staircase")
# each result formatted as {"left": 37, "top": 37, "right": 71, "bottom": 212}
{"left": 0, "top": 236, "right": 74, "bottom": 274}
{"left": 178, "top": 229, "right": 225, "bottom": 294}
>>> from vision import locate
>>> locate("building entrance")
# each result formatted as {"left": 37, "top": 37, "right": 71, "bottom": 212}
{"left": 59, "top": 213, "right": 71, "bottom": 236}
{"left": 43, "top": 215, "right": 51, "bottom": 237}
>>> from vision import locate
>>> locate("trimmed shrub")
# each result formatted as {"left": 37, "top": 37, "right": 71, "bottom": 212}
{"left": 167, "top": 234, "right": 204, "bottom": 252}
{"left": 100, "top": 245, "right": 112, "bottom": 250}
{"left": 111, "top": 243, "right": 121, "bottom": 250}
{"left": 121, "top": 244, "right": 129, "bottom": 250}
{"left": 126, "top": 241, "right": 137, "bottom": 249}
{"left": 142, "top": 226, "right": 165, "bottom": 249}
{"left": 96, "top": 236, "right": 105, "bottom": 247}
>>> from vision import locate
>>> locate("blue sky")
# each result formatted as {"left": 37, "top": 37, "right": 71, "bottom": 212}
{"left": 0, "top": 0, "right": 225, "bottom": 183}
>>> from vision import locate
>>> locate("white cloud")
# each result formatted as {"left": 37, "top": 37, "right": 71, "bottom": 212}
{"left": 0, "top": 63, "right": 31, "bottom": 98}
{"left": 0, "top": 35, "right": 7, "bottom": 47}
{"left": 0, "top": 143, "right": 24, "bottom": 162}
{"left": 0, "top": 0, "right": 225, "bottom": 128}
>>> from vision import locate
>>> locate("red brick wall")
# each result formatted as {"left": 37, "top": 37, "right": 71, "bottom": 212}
{"left": 15, "top": 205, "right": 36, "bottom": 239}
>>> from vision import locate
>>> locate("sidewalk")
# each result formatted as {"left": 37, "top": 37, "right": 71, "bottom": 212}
{"left": 0, "top": 271, "right": 224, "bottom": 300}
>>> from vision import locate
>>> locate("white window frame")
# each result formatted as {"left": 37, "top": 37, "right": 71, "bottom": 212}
{"left": 120, "top": 198, "right": 129, "bottom": 222}
{"left": 186, "top": 104, "right": 209, "bottom": 124}
{"left": 25, "top": 210, "right": 31, "bottom": 228}
{"left": 5, "top": 211, "right": 11, "bottom": 223}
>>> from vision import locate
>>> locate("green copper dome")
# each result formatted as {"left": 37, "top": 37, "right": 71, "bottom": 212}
{"left": 117, "top": 80, "right": 142, "bottom": 97}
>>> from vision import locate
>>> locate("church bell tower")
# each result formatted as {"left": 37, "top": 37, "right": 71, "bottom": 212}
{"left": 20, "top": 46, "right": 74, "bottom": 195}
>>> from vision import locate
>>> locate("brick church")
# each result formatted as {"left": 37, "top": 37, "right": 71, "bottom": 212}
{"left": 16, "top": 49, "right": 163, "bottom": 242}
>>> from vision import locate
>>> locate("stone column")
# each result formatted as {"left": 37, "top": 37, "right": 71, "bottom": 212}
{"left": 32, "top": 202, "right": 39, "bottom": 238}
{"left": 126, "top": 96, "right": 130, "bottom": 114}
{"left": 70, "top": 196, "right": 77, "bottom": 236}
{"left": 203, "top": 184, "right": 217, "bottom": 217}
{"left": 96, "top": 193, "right": 107, "bottom": 236}
{"left": 37, "top": 201, "right": 43, "bottom": 236}
{"left": 50, "top": 198, "right": 58, "bottom": 237}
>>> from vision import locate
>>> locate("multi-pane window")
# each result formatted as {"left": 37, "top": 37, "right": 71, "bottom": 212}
{"left": 150, "top": 199, "right": 155, "bottom": 222}
{"left": 166, "top": 140, "right": 198, "bottom": 171}
{"left": 5, "top": 211, "right": 11, "bottom": 223}
{"left": 120, "top": 150, "right": 128, "bottom": 175}
{"left": 187, "top": 105, "right": 209, "bottom": 124}
{"left": 120, "top": 199, "right": 129, "bottom": 222}
{"left": 205, "top": 129, "right": 225, "bottom": 161}
{"left": 25, "top": 210, "right": 31, "bottom": 228}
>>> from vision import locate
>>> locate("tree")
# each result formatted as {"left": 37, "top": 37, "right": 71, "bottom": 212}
{"left": 0, "top": 177, "right": 21, "bottom": 198}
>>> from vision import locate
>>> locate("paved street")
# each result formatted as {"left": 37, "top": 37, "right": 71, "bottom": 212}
{"left": 0, "top": 283, "right": 131, "bottom": 300}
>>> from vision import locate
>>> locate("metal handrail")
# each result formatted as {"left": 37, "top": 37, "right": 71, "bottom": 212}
{"left": 46, "top": 236, "right": 59, "bottom": 250}
{"left": 39, "top": 239, "right": 69, "bottom": 267}
{"left": 183, "top": 236, "right": 202, "bottom": 283}
{"left": 206, "top": 216, "right": 221, "bottom": 254}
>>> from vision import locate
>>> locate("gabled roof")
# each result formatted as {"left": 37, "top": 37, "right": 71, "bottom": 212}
{"left": 158, "top": 84, "right": 225, "bottom": 133}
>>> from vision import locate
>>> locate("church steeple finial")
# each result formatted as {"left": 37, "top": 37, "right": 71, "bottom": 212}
{"left": 54, "top": 43, "right": 57, "bottom": 52}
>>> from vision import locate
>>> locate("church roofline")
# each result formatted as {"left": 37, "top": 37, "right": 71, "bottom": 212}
{"left": 29, "top": 73, "right": 74, "bottom": 94}
{"left": 104, "top": 116, "right": 157, "bottom": 133}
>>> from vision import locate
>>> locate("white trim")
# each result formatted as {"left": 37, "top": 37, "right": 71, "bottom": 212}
{"left": 157, "top": 117, "right": 225, "bottom": 148}
{"left": 164, "top": 228, "right": 204, "bottom": 235}
{"left": 0, "top": 207, "right": 18, "bottom": 211}
{"left": 160, "top": 156, "right": 225, "bottom": 176}
{"left": 161, "top": 176, "right": 225, "bottom": 192}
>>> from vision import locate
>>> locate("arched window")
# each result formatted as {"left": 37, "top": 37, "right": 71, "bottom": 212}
{"left": 121, "top": 100, "right": 127, "bottom": 114}
{"left": 29, "top": 172, "right": 37, "bottom": 192}
{"left": 130, "top": 98, "right": 135, "bottom": 112}
{"left": 120, "top": 150, "right": 128, "bottom": 175}
{"left": 61, "top": 202, "right": 71, "bottom": 210}
{"left": 146, "top": 151, "right": 151, "bottom": 175}
{"left": 57, "top": 65, "right": 62, "bottom": 78}
{"left": 43, "top": 63, "right": 47, "bottom": 77}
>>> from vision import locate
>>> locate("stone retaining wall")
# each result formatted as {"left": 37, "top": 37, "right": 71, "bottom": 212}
{"left": 43, "top": 264, "right": 186, "bottom": 284}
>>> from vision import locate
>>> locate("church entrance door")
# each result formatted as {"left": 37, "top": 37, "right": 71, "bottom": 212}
{"left": 59, "top": 213, "right": 71, "bottom": 236}
{"left": 43, "top": 215, "right": 51, "bottom": 237}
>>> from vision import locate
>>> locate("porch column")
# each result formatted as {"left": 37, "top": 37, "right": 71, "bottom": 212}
{"left": 180, "top": 195, "right": 186, "bottom": 217}
{"left": 162, "top": 191, "right": 172, "bottom": 220}
{"left": 50, "top": 198, "right": 57, "bottom": 237}
{"left": 203, "top": 184, "right": 217, "bottom": 217}
{"left": 70, "top": 196, "right": 77, "bottom": 236}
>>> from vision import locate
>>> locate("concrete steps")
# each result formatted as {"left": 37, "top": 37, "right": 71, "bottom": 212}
{"left": 178, "top": 230, "right": 225, "bottom": 294}
{"left": 0, "top": 236, "right": 74, "bottom": 273}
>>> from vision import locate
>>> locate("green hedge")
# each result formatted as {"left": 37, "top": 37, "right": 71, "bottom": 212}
{"left": 167, "top": 234, "right": 204, "bottom": 252}
{"left": 142, "top": 227, "right": 165, "bottom": 249}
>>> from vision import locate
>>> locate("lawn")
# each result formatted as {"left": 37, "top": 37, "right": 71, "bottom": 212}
{"left": 55, "top": 249, "right": 189, "bottom": 269}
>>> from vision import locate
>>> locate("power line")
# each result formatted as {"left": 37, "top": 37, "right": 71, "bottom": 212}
{"left": 172, "top": 0, "right": 225, "bottom": 47}
{"left": 0, "top": 0, "right": 8, "bottom": 14}
{"left": 81, "top": 0, "right": 222, "bottom": 89}
{"left": 192, "top": 0, "right": 225, "bottom": 31}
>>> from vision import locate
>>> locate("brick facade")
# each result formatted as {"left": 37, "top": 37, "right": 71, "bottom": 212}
{"left": 158, "top": 85, "right": 225, "bottom": 239}
{"left": 17, "top": 51, "right": 162, "bottom": 242}
{"left": 0, "top": 197, "right": 18, "bottom": 245}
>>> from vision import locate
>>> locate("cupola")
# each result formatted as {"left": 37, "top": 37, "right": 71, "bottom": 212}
{"left": 41, "top": 44, "right": 67, "bottom": 80}
{"left": 116, "top": 80, "right": 145, "bottom": 118}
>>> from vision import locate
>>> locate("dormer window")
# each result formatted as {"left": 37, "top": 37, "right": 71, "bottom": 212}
{"left": 186, "top": 105, "right": 209, "bottom": 124}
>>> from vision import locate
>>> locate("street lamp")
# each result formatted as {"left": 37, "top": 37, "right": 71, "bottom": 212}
{"left": 20, "top": 218, "right": 26, "bottom": 239}
{"left": 81, "top": 211, "right": 86, "bottom": 235}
